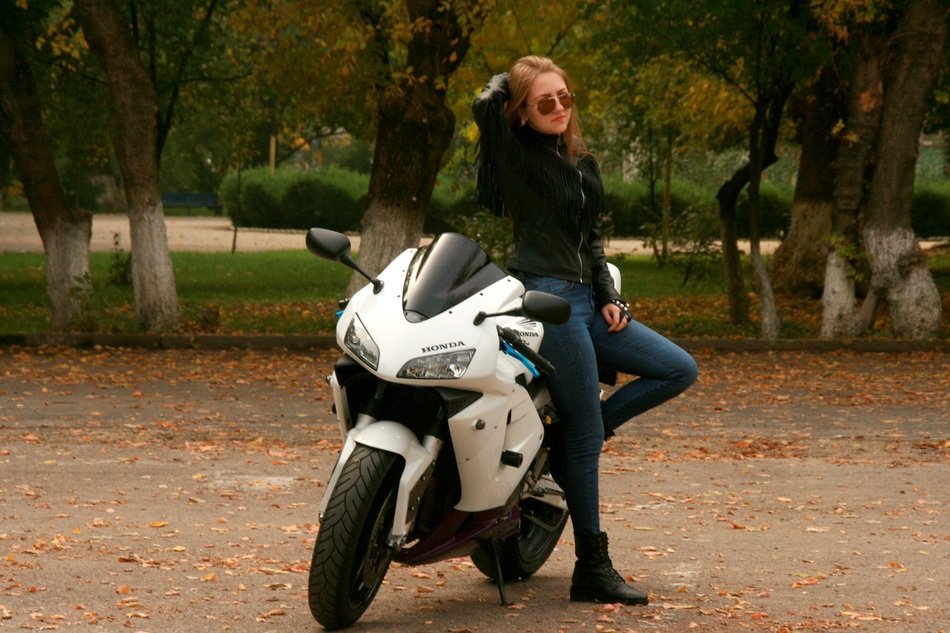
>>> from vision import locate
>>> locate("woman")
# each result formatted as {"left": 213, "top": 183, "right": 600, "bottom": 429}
{"left": 472, "top": 56, "right": 698, "bottom": 605}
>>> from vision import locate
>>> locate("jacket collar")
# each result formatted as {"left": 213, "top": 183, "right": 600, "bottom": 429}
{"left": 516, "top": 123, "right": 562, "bottom": 153}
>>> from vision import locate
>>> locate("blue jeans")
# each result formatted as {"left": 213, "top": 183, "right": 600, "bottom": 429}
{"left": 520, "top": 274, "right": 698, "bottom": 538}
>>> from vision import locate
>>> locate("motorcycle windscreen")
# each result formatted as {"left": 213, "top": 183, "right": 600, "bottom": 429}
{"left": 402, "top": 232, "right": 507, "bottom": 321}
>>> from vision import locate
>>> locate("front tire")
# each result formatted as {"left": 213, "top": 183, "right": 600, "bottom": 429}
{"left": 308, "top": 445, "right": 401, "bottom": 630}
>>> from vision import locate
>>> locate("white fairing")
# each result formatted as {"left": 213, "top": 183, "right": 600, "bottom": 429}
{"left": 607, "top": 261, "right": 622, "bottom": 294}
{"left": 319, "top": 244, "right": 552, "bottom": 542}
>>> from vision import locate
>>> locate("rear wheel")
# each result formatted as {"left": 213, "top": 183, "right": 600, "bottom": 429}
{"left": 308, "top": 445, "right": 400, "bottom": 630}
{"left": 471, "top": 491, "right": 568, "bottom": 581}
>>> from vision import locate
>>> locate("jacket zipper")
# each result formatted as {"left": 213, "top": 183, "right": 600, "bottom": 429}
{"left": 555, "top": 144, "right": 588, "bottom": 283}
{"left": 576, "top": 234, "right": 584, "bottom": 282}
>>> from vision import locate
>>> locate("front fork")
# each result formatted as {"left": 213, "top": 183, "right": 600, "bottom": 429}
{"left": 321, "top": 375, "right": 443, "bottom": 547}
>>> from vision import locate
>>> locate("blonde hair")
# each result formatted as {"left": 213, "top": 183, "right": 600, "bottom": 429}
{"left": 505, "top": 55, "right": 588, "bottom": 162}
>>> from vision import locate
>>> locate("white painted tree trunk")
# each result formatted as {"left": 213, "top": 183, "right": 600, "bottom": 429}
{"left": 750, "top": 247, "right": 780, "bottom": 340}
{"left": 821, "top": 0, "right": 945, "bottom": 341}
{"left": 0, "top": 27, "right": 93, "bottom": 332}
{"left": 128, "top": 200, "right": 181, "bottom": 331}
{"left": 43, "top": 215, "right": 93, "bottom": 330}
{"left": 864, "top": 225, "right": 941, "bottom": 339}
{"left": 73, "top": 0, "right": 181, "bottom": 332}
{"left": 820, "top": 251, "right": 858, "bottom": 338}
{"left": 346, "top": 199, "right": 424, "bottom": 297}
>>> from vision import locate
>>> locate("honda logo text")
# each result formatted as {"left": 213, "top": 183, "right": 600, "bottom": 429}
{"left": 421, "top": 341, "right": 466, "bottom": 354}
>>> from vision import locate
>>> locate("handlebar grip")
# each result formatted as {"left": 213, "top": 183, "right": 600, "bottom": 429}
{"left": 499, "top": 327, "right": 556, "bottom": 375}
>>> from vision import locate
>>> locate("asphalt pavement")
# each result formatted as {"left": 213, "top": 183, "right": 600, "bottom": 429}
{"left": 1, "top": 346, "right": 947, "bottom": 632}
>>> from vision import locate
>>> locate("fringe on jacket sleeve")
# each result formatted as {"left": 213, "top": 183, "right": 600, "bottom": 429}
{"left": 472, "top": 73, "right": 512, "bottom": 217}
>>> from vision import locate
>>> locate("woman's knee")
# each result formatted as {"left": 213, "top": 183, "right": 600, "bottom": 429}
{"left": 670, "top": 350, "right": 698, "bottom": 392}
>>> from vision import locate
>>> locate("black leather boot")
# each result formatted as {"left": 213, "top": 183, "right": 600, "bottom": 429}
{"left": 570, "top": 531, "right": 648, "bottom": 605}
{"left": 600, "top": 399, "right": 615, "bottom": 441}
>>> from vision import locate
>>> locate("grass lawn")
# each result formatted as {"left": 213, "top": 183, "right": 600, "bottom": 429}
{"left": 1, "top": 250, "right": 947, "bottom": 339}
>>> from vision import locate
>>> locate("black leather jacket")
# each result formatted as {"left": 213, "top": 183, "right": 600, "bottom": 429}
{"left": 472, "top": 74, "right": 621, "bottom": 307}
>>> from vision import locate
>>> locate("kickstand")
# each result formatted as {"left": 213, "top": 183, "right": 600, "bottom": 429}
{"left": 490, "top": 542, "right": 510, "bottom": 606}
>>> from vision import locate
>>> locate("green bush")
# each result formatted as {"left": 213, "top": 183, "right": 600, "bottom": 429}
{"left": 239, "top": 181, "right": 282, "bottom": 228}
{"left": 218, "top": 164, "right": 915, "bottom": 245}
{"left": 426, "top": 179, "right": 478, "bottom": 235}
{"left": 220, "top": 167, "right": 287, "bottom": 228}
{"left": 282, "top": 179, "right": 361, "bottom": 231}
{"left": 217, "top": 169, "right": 242, "bottom": 219}
{"left": 602, "top": 176, "right": 717, "bottom": 238}
{"left": 454, "top": 210, "right": 513, "bottom": 263}
{"left": 602, "top": 176, "right": 652, "bottom": 236}
{"left": 736, "top": 182, "right": 793, "bottom": 238}
{"left": 601, "top": 174, "right": 792, "bottom": 240}
{"left": 281, "top": 179, "right": 330, "bottom": 229}
{"left": 913, "top": 180, "right": 950, "bottom": 237}
{"left": 315, "top": 166, "right": 369, "bottom": 230}
{"left": 219, "top": 167, "right": 367, "bottom": 231}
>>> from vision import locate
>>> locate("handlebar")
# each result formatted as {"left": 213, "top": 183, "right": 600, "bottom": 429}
{"left": 498, "top": 327, "right": 557, "bottom": 376}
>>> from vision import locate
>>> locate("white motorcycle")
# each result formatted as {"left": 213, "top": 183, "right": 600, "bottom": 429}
{"left": 305, "top": 228, "right": 578, "bottom": 630}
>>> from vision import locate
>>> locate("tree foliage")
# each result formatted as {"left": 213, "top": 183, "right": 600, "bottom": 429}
{"left": 597, "top": 0, "right": 822, "bottom": 338}
{"left": 2, "top": 0, "right": 945, "bottom": 339}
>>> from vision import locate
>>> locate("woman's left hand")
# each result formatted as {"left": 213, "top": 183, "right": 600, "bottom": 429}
{"left": 601, "top": 302, "right": 630, "bottom": 333}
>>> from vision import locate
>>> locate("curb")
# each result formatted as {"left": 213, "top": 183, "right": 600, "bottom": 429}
{"left": 0, "top": 333, "right": 945, "bottom": 353}
{"left": 0, "top": 333, "right": 336, "bottom": 350}
{"left": 682, "top": 338, "right": 948, "bottom": 353}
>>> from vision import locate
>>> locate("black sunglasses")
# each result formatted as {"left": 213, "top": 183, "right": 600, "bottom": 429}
{"left": 528, "top": 91, "right": 575, "bottom": 115}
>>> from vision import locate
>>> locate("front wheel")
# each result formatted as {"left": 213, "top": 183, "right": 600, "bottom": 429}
{"left": 308, "top": 445, "right": 401, "bottom": 630}
{"left": 471, "top": 491, "right": 568, "bottom": 582}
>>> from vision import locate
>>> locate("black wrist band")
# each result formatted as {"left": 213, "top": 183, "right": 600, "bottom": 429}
{"left": 610, "top": 298, "right": 632, "bottom": 320}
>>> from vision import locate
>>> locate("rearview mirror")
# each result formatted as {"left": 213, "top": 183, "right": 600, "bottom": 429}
{"left": 521, "top": 290, "right": 571, "bottom": 325}
{"left": 306, "top": 228, "right": 351, "bottom": 262}
{"left": 306, "top": 227, "right": 384, "bottom": 294}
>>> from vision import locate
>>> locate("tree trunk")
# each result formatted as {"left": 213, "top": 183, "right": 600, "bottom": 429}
{"left": 822, "top": 0, "right": 945, "bottom": 340}
{"left": 772, "top": 68, "right": 841, "bottom": 297}
{"left": 0, "top": 27, "right": 91, "bottom": 331}
{"left": 353, "top": 94, "right": 456, "bottom": 291}
{"left": 746, "top": 96, "right": 787, "bottom": 341}
{"left": 821, "top": 251, "right": 856, "bottom": 337}
{"left": 346, "top": 0, "right": 479, "bottom": 296}
{"left": 822, "top": 32, "right": 884, "bottom": 338}
{"left": 861, "top": 0, "right": 945, "bottom": 339}
{"left": 716, "top": 168, "right": 750, "bottom": 325}
{"left": 73, "top": 0, "right": 181, "bottom": 332}
{"left": 716, "top": 92, "right": 787, "bottom": 330}
{"left": 645, "top": 126, "right": 662, "bottom": 262}
{"left": 44, "top": 215, "right": 94, "bottom": 329}
{"left": 661, "top": 131, "right": 672, "bottom": 262}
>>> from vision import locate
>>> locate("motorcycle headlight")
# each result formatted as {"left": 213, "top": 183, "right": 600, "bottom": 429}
{"left": 344, "top": 314, "right": 379, "bottom": 370}
{"left": 398, "top": 350, "right": 475, "bottom": 380}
